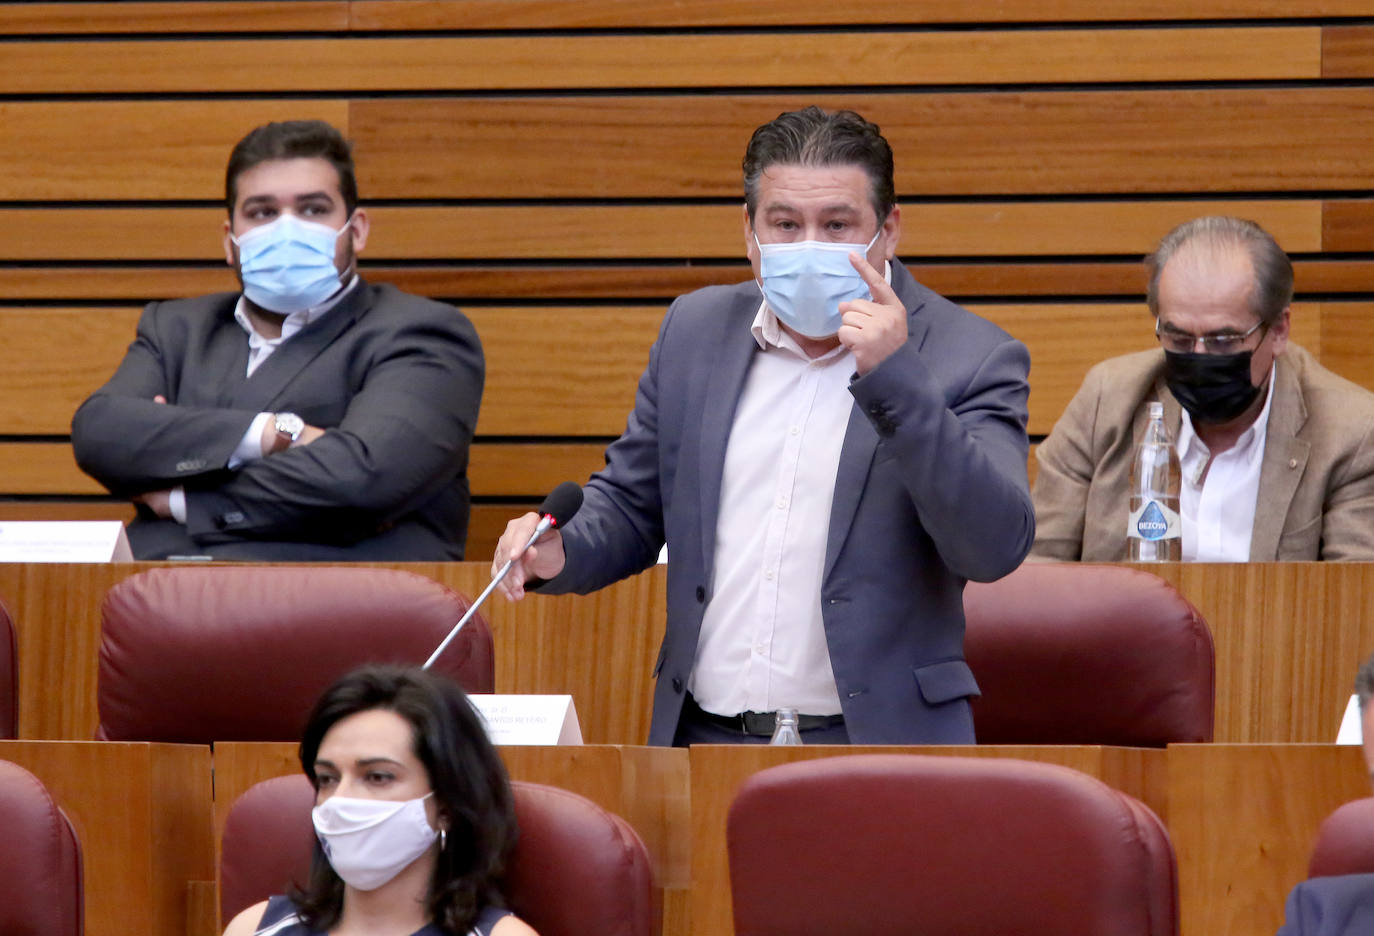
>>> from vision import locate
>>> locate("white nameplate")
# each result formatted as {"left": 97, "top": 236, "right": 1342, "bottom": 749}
{"left": 1337, "top": 694, "right": 1363, "bottom": 745}
{"left": 0, "top": 521, "right": 132, "bottom": 563}
{"left": 468, "top": 694, "right": 582, "bottom": 746}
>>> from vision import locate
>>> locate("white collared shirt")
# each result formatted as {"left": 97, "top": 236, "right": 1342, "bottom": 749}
{"left": 688, "top": 296, "right": 872, "bottom": 716}
{"left": 1175, "top": 364, "right": 1276, "bottom": 561}
{"left": 167, "top": 276, "right": 359, "bottom": 523}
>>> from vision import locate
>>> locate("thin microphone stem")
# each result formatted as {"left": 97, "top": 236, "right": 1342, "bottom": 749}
{"left": 422, "top": 514, "right": 553, "bottom": 670}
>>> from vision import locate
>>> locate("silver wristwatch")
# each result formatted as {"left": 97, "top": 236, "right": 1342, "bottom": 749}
{"left": 273, "top": 412, "right": 305, "bottom": 444}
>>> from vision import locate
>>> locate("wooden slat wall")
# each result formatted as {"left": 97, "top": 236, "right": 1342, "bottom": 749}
{"left": 2, "top": 3, "right": 1373, "bottom": 558}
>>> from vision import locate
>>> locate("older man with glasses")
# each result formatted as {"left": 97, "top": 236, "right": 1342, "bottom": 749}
{"left": 1032, "top": 215, "right": 1374, "bottom": 561}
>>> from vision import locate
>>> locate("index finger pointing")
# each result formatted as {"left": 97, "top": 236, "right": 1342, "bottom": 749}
{"left": 849, "top": 251, "right": 899, "bottom": 305}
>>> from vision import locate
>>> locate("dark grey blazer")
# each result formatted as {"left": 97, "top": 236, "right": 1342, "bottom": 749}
{"left": 1278, "top": 874, "right": 1374, "bottom": 935}
{"left": 539, "top": 260, "right": 1034, "bottom": 744}
{"left": 71, "top": 280, "right": 483, "bottom": 560}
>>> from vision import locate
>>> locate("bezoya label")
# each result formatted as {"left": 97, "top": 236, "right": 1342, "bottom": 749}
{"left": 1127, "top": 500, "right": 1181, "bottom": 541}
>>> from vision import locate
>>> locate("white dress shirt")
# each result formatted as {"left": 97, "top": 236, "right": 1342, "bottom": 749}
{"left": 1175, "top": 364, "right": 1275, "bottom": 561}
{"left": 166, "top": 276, "right": 358, "bottom": 523}
{"left": 687, "top": 303, "right": 858, "bottom": 716}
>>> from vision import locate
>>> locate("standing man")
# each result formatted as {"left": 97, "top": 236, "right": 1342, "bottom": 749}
{"left": 72, "top": 120, "right": 483, "bottom": 560}
{"left": 495, "top": 107, "right": 1034, "bottom": 745}
{"left": 1033, "top": 216, "right": 1374, "bottom": 561}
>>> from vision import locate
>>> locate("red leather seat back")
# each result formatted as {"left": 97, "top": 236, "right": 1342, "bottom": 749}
{"left": 0, "top": 759, "right": 84, "bottom": 936}
{"left": 97, "top": 567, "right": 493, "bottom": 742}
{"left": 220, "top": 776, "right": 656, "bottom": 936}
{"left": 965, "top": 563, "right": 1214, "bottom": 745}
{"left": 1309, "top": 796, "right": 1374, "bottom": 878}
{"left": 0, "top": 596, "right": 15, "bottom": 739}
{"left": 504, "top": 783, "right": 656, "bottom": 936}
{"left": 728, "top": 753, "right": 1178, "bottom": 936}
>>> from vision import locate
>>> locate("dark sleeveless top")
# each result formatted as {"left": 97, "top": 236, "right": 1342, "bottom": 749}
{"left": 253, "top": 895, "right": 512, "bottom": 936}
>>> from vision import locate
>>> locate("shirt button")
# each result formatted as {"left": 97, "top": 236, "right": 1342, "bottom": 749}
{"left": 789, "top": 426, "right": 800, "bottom": 436}
{"left": 672, "top": 677, "right": 683, "bottom": 693}
{"left": 764, "top": 570, "right": 775, "bottom": 581}
{"left": 776, "top": 497, "right": 787, "bottom": 510}
{"left": 1288, "top": 458, "right": 1298, "bottom": 469}
{"left": 695, "top": 586, "right": 706, "bottom": 602}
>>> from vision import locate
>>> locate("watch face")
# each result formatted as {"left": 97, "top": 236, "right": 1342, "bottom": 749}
{"left": 275, "top": 413, "right": 304, "bottom": 440}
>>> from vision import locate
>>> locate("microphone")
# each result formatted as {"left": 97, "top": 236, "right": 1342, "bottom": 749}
{"left": 422, "top": 482, "right": 584, "bottom": 670}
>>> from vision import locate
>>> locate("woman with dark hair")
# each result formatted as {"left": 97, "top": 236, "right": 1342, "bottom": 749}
{"left": 223, "top": 664, "right": 538, "bottom": 936}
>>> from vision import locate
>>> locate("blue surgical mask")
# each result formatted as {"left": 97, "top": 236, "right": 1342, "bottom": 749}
{"left": 231, "top": 213, "right": 353, "bottom": 314}
{"left": 755, "top": 230, "right": 881, "bottom": 338}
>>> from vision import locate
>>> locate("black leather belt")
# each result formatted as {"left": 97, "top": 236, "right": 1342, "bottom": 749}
{"left": 684, "top": 693, "right": 845, "bottom": 737}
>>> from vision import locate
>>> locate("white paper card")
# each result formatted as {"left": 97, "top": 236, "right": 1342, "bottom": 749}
{"left": 1337, "top": 694, "right": 1363, "bottom": 745}
{"left": 0, "top": 521, "right": 132, "bottom": 563}
{"left": 468, "top": 694, "right": 582, "bottom": 746}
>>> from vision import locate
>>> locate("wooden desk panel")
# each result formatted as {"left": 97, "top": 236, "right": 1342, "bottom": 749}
{"left": 1, "top": 563, "right": 666, "bottom": 745}
{"left": 213, "top": 742, "right": 690, "bottom": 936}
{"left": 1147, "top": 563, "right": 1374, "bottom": 745}
{"left": 0, "top": 740, "right": 215, "bottom": 936}
{"left": 7, "top": 562, "right": 1374, "bottom": 747}
{"left": 1169, "top": 744, "right": 1370, "bottom": 936}
{"left": 690, "top": 744, "right": 1165, "bottom": 936}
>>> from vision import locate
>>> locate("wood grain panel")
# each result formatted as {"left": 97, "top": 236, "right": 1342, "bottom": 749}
{"left": 1321, "top": 302, "right": 1374, "bottom": 390}
{"left": 690, "top": 745, "right": 1165, "bottom": 936}
{"left": 1169, "top": 745, "right": 1369, "bottom": 936}
{"left": 0, "top": 201, "right": 1322, "bottom": 262}
{"left": 1322, "top": 198, "right": 1374, "bottom": 251}
{"left": 466, "top": 306, "right": 657, "bottom": 436}
{"left": 351, "top": 90, "right": 1374, "bottom": 198}
{"left": 0, "top": 741, "right": 215, "bottom": 936}
{"left": 468, "top": 443, "right": 608, "bottom": 496}
{"left": 1148, "top": 563, "right": 1374, "bottom": 745}
{"left": 0, "top": 307, "right": 138, "bottom": 434}
{"left": 0, "top": 101, "right": 347, "bottom": 201}
{"left": 1322, "top": 26, "right": 1374, "bottom": 78}
{"left": 0, "top": 2, "right": 347, "bottom": 32}
{"left": 348, "top": 0, "right": 1374, "bottom": 28}
{"left": 6, "top": 258, "right": 1372, "bottom": 303}
{"left": 0, "top": 28, "right": 1318, "bottom": 94}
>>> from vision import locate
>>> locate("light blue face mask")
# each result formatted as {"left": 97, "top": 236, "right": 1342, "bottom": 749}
{"left": 231, "top": 212, "right": 353, "bottom": 314}
{"left": 755, "top": 230, "right": 881, "bottom": 338}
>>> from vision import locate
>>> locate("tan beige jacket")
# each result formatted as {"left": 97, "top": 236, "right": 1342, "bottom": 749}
{"left": 1032, "top": 344, "right": 1374, "bottom": 561}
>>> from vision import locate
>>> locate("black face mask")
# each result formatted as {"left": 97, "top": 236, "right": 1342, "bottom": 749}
{"left": 1163, "top": 350, "right": 1263, "bottom": 425}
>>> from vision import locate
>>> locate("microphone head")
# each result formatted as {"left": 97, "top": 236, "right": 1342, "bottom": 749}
{"left": 539, "top": 481, "right": 584, "bottom": 529}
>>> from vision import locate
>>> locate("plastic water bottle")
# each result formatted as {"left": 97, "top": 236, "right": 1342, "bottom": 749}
{"left": 769, "top": 708, "right": 802, "bottom": 745}
{"left": 1128, "top": 401, "right": 1182, "bottom": 561}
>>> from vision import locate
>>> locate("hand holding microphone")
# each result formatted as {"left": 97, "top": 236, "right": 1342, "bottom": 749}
{"left": 424, "top": 482, "right": 582, "bottom": 670}
{"left": 492, "top": 481, "right": 582, "bottom": 602}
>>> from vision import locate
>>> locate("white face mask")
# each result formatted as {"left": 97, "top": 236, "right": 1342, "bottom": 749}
{"left": 312, "top": 792, "right": 438, "bottom": 891}
{"left": 754, "top": 229, "right": 881, "bottom": 338}
{"left": 231, "top": 212, "right": 353, "bottom": 314}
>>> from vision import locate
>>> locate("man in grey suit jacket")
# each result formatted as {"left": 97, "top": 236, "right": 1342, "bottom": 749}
{"left": 494, "top": 107, "right": 1034, "bottom": 745}
{"left": 71, "top": 120, "right": 483, "bottom": 560}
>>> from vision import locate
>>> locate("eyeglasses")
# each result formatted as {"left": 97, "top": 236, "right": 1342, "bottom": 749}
{"left": 1155, "top": 318, "right": 1267, "bottom": 355}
